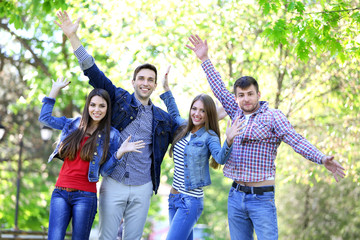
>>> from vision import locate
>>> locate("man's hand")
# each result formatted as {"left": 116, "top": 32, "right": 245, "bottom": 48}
{"left": 162, "top": 65, "right": 171, "bottom": 92}
{"left": 54, "top": 10, "right": 80, "bottom": 39}
{"left": 186, "top": 34, "right": 209, "bottom": 62}
{"left": 116, "top": 135, "right": 145, "bottom": 159}
{"left": 54, "top": 10, "right": 82, "bottom": 50}
{"left": 322, "top": 155, "right": 346, "bottom": 182}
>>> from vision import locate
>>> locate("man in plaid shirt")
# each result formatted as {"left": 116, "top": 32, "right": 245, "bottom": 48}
{"left": 187, "top": 34, "right": 346, "bottom": 240}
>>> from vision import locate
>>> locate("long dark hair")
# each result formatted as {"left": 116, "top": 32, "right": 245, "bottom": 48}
{"left": 58, "top": 89, "right": 112, "bottom": 165}
{"left": 170, "top": 94, "right": 221, "bottom": 169}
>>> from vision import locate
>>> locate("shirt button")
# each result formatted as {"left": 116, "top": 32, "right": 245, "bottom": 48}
{"left": 98, "top": 134, "right": 101, "bottom": 138}
{"left": 130, "top": 116, "right": 133, "bottom": 120}
{"left": 94, "top": 152, "right": 97, "bottom": 156}
{"left": 92, "top": 161, "right": 95, "bottom": 164}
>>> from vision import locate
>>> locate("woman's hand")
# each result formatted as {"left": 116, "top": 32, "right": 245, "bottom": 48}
{"left": 48, "top": 76, "right": 71, "bottom": 99}
{"left": 226, "top": 116, "right": 246, "bottom": 146}
{"left": 162, "top": 65, "right": 171, "bottom": 92}
{"left": 116, "top": 135, "right": 146, "bottom": 159}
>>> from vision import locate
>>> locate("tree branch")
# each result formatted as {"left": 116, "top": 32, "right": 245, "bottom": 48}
{"left": 306, "top": 7, "right": 360, "bottom": 15}
{"left": 0, "top": 22, "right": 51, "bottom": 77}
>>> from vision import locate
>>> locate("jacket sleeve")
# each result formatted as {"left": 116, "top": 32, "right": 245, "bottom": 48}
{"left": 74, "top": 45, "right": 128, "bottom": 103}
{"left": 100, "top": 129, "right": 126, "bottom": 176}
{"left": 38, "top": 97, "right": 71, "bottom": 130}
{"left": 207, "top": 131, "right": 233, "bottom": 165}
{"left": 159, "top": 91, "right": 186, "bottom": 126}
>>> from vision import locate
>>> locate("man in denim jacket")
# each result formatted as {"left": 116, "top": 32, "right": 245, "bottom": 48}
{"left": 55, "top": 11, "right": 177, "bottom": 240}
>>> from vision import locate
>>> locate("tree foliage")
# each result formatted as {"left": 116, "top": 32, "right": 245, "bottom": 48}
{"left": 0, "top": 0, "right": 358, "bottom": 239}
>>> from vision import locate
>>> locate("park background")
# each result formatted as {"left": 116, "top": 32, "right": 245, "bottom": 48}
{"left": 0, "top": 0, "right": 359, "bottom": 239}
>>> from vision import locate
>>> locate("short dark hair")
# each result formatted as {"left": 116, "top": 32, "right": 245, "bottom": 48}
{"left": 132, "top": 63, "right": 157, "bottom": 83}
{"left": 233, "top": 76, "right": 259, "bottom": 95}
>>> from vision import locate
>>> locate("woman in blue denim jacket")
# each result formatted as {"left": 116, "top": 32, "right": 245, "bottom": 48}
{"left": 160, "top": 67, "right": 245, "bottom": 240}
{"left": 39, "top": 77, "right": 145, "bottom": 240}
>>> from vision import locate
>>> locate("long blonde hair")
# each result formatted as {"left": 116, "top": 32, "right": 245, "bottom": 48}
{"left": 169, "top": 94, "right": 221, "bottom": 169}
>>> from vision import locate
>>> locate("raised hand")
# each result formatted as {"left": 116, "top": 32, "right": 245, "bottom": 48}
{"left": 48, "top": 76, "right": 71, "bottom": 99}
{"left": 162, "top": 65, "right": 171, "bottom": 92}
{"left": 54, "top": 10, "right": 81, "bottom": 39}
{"left": 322, "top": 155, "right": 346, "bottom": 182}
{"left": 186, "top": 34, "right": 209, "bottom": 62}
{"left": 226, "top": 116, "right": 245, "bottom": 146}
{"left": 116, "top": 135, "right": 146, "bottom": 159}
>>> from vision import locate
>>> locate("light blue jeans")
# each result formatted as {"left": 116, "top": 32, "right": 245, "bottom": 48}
{"left": 228, "top": 186, "right": 278, "bottom": 240}
{"left": 167, "top": 193, "right": 204, "bottom": 240}
{"left": 98, "top": 177, "right": 153, "bottom": 240}
{"left": 47, "top": 188, "right": 97, "bottom": 240}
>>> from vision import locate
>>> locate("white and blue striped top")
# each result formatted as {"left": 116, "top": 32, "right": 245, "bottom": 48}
{"left": 172, "top": 133, "right": 204, "bottom": 198}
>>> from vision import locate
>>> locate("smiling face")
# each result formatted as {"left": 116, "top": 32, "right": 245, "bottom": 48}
{"left": 235, "top": 85, "right": 261, "bottom": 114}
{"left": 88, "top": 95, "right": 108, "bottom": 124}
{"left": 190, "top": 100, "right": 207, "bottom": 132}
{"left": 132, "top": 68, "right": 157, "bottom": 104}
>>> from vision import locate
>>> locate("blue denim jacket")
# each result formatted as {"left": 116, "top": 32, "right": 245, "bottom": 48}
{"left": 160, "top": 91, "right": 233, "bottom": 190}
{"left": 82, "top": 63, "right": 178, "bottom": 194}
{"left": 38, "top": 97, "right": 122, "bottom": 182}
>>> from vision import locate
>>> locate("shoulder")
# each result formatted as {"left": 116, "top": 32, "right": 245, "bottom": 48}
{"left": 153, "top": 105, "right": 172, "bottom": 120}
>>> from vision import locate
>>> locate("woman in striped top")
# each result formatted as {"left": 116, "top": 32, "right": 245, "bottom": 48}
{"left": 160, "top": 67, "right": 244, "bottom": 240}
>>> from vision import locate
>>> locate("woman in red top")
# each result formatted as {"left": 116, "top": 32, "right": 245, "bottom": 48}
{"left": 39, "top": 77, "right": 145, "bottom": 240}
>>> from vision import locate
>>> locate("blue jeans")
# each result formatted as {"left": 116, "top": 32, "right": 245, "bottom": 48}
{"left": 167, "top": 193, "right": 203, "bottom": 240}
{"left": 228, "top": 186, "right": 278, "bottom": 240}
{"left": 48, "top": 188, "right": 97, "bottom": 240}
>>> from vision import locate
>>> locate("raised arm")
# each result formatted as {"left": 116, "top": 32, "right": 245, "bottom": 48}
{"left": 186, "top": 34, "right": 239, "bottom": 119}
{"left": 55, "top": 10, "right": 122, "bottom": 102}
{"left": 160, "top": 66, "right": 186, "bottom": 125}
{"left": 38, "top": 77, "right": 72, "bottom": 130}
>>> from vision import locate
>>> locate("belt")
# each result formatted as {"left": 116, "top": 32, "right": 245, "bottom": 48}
{"left": 55, "top": 186, "right": 81, "bottom": 192}
{"left": 232, "top": 182, "right": 274, "bottom": 195}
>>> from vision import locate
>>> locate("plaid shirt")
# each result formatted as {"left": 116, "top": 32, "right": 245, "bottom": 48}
{"left": 202, "top": 59, "right": 324, "bottom": 182}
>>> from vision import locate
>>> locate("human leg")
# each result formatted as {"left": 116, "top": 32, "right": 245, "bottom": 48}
{"left": 99, "top": 177, "right": 128, "bottom": 240}
{"left": 166, "top": 193, "right": 204, "bottom": 240}
{"left": 71, "top": 191, "right": 97, "bottom": 240}
{"left": 122, "top": 181, "right": 153, "bottom": 240}
{"left": 47, "top": 189, "right": 72, "bottom": 240}
{"left": 228, "top": 187, "right": 254, "bottom": 240}
{"left": 247, "top": 191, "right": 278, "bottom": 240}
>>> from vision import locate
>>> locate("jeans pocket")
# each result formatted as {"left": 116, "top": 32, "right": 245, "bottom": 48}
{"left": 80, "top": 191, "right": 97, "bottom": 198}
{"left": 254, "top": 191, "right": 275, "bottom": 202}
{"left": 228, "top": 187, "right": 235, "bottom": 198}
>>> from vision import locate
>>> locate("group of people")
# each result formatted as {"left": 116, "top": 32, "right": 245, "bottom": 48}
{"left": 38, "top": 10, "right": 346, "bottom": 240}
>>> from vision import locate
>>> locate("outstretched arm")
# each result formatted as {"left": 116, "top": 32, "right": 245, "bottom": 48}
{"left": 39, "top": 77, "right": 72, "bottom": 130}
{"left": 160, "top": 66, "right": 185, "bottom": 125}
{"left": 54, "top": 10, "right": 82, "bottom": 50}
{"left": 186, "top": 34, "right": 209, "bottom": 62}
{"left": 322, "top": 156, "right": 346, "bottom": 182}
{"left": 116, "top": 135, "right": 146, "bottom": 159}
{"left": 186, "top": 34, "right": 239, "bottom": 119}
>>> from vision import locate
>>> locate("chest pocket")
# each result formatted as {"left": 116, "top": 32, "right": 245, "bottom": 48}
{"left": 249, "top": 122, "right": 272, "bottom": 141}
{"left": 111, "top": 96, "right": 133, "bottom": 129}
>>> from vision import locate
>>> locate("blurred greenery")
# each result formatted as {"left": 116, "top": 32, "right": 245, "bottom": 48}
{"left": 0, "top": 0, "right": 359, "bottom": 239}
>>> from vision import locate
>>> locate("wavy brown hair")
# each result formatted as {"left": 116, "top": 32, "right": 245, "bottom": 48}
{"left": 58, "top": 89, "right": 112, "bottom": 165}
{"left": 170, "top": 94, "right": 221, "bottom": 169}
